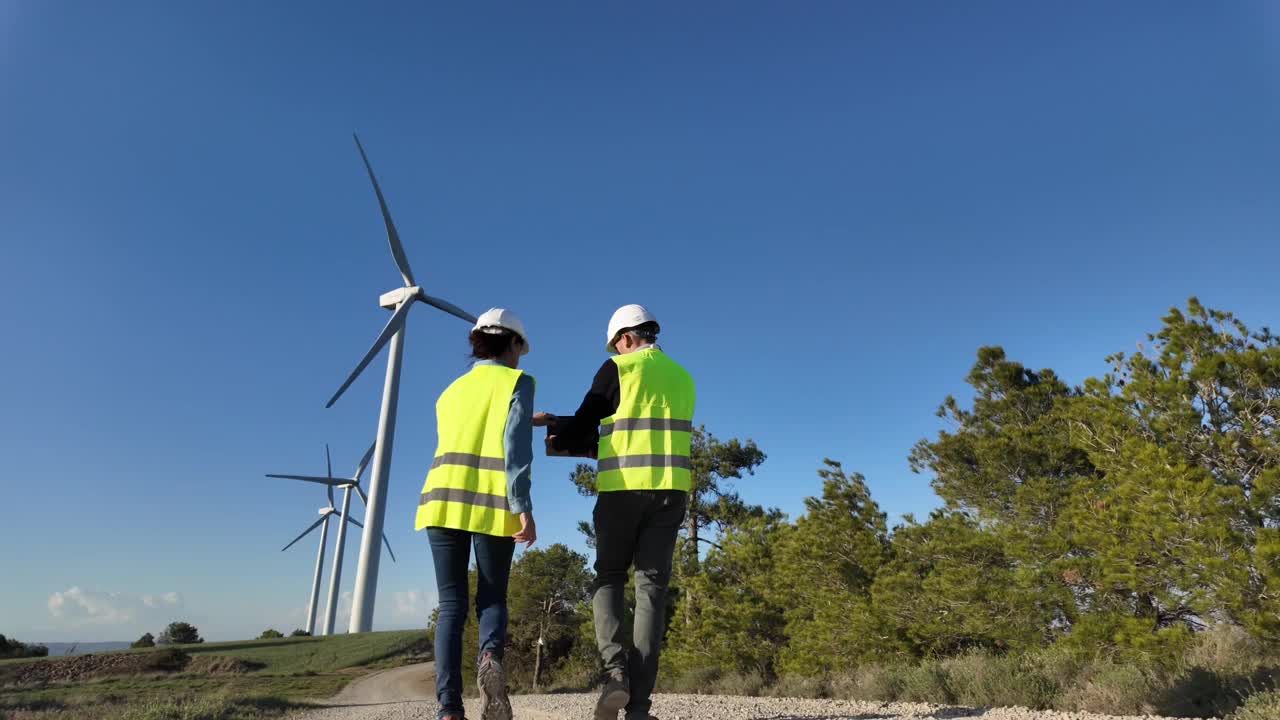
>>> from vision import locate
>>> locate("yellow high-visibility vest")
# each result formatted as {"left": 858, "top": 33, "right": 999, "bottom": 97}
{"left": 597, "top": 348, "right": 696, "bottom": 492}
{"left": 416, "top": 364, "right": 527, "bottom": 536}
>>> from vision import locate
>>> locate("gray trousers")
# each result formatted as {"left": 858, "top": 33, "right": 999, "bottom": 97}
{"left": 592, "top": 489, "right": 687, "bottom": 718}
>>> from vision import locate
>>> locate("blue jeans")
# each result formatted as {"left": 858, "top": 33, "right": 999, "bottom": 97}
{"left": 428, "top": 527, "right": 515, "bottom": 719}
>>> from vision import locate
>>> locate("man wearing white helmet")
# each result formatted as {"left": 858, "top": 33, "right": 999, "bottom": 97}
{"left": 417, "top": 308, "right": 537, "bottom": 720}
{"left": 535, "top": 304, "right": 696, "bottom": 720}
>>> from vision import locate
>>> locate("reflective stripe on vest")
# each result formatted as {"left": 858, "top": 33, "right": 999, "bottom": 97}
{"left": 597, "top": 348, "right": 696, "bottom": 492}
{"left": 415, "top": 364, "right": 525, "bottom": 536}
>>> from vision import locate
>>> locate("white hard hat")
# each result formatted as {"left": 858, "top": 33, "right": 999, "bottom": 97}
{"left": 473, "top": 308, "right": 530, "bottom": 356}
{"left": 606, "top": 304, "right": 659, "bottom": 353}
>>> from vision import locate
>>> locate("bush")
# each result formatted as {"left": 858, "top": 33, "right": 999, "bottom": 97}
{"left": 142, "top": 647, "right": 191, "bottom": 673}
{"left": 157, "top": 622, "right": 203, "bottom": 645}
{"left": 0, "top": 634, "right": 49, "bottom": 659}
{"left": 258, "top": 629, "right": 284, "bottom": 640}
{"left": 708, "top": 672, "right": 768, "bottom": 697}
{"left": 942, "top": 652, "right": 1058, "bottom": 709}
{"left": 765, "top": 675, "right": 828, "bottom": 698}
{"left": 131, "top": 633, "right": 156, "bottom": 649}
{"left": 1057, "top": 661, "right": 1162, "bottom": 715}
{"left": 830, "top": 664, "right": 904, "bottom": 702}
{"left": 1189, "top": 624, "right": 1272, "bottom": 675}
{"left": 1233, "top": 690, "right": 1280, "bottom": 720}
{"left": 896, "top": 662, "right": 952, "bottom": 703}
{"left": 663, "top": 666, "right": 722, "bottom": 694}
{"left": 290, "top": 629, "right": 312, "bottom": 637}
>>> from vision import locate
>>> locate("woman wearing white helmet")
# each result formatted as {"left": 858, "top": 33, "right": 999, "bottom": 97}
{"left": 415, "top": 308, "right": 536, "bottom": 720}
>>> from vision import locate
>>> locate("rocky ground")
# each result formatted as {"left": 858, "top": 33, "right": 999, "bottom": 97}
{"left": 0, "top": 648, "right": 216, "bottom": 685}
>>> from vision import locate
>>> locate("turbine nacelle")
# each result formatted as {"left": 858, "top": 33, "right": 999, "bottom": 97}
{"left": 267, "top": 442, "right": 393, "bottom": 560}
{"left": 379, "top": 286, "right": 422, "bottom": 310}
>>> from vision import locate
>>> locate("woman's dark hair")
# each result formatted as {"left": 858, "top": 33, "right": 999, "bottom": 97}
{"left": 624, "top": 321, "right": 660, "bottom": 343}
{"left": 469, "top": 329, "right": 521, "bottom": 360}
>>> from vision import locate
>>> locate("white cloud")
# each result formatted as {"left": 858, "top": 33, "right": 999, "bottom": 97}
{"left": 283, "top": 589, "right": 435, "bottom": 633}
{"left": 390, "top": 590, "right": 436, "bottom": 622}
{"left": 47, "top": 587, "right": 184, "bottom": 627}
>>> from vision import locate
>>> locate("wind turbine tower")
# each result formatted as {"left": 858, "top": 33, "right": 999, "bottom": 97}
{"left": 327, "top": 135, "right": 477, "bottom": 633}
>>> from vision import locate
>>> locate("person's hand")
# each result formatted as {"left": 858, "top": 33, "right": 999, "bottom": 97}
{"left": 513, "top": 512, "right": 537, "bottom": 547}
{"left": 532, "top": 412, "right": 556, "bottom": 428}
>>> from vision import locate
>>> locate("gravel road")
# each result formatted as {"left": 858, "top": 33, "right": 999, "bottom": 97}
{"left": 293, "top": 663, "right": 1197, "bottom": 720}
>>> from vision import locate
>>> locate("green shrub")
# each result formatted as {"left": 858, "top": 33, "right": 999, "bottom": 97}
{"left": 156, "top": 622, "right": 203, "bottom": 646}
{"left": 257, "top": 629, "right": 284, "bottom": 640}
{"left": 1189, "top": 625, "right": 1273, "bottom": 675}
{"left": 941, "top": 652, "right": 1058, "bottom": 709}
{"left": 830, "top": 664, "right": 904, "bottom": 702}
{"left": 765, "top": 675, "right": 828, "bottom": 698}
{"left": 1233, "top": 690, "right": 1280, "bottom": 720}
{"left": 896, "top": 662, "right": 952, "bottom": 703}
{"left": 0, "top": 634, "right": 49, "bottom": 659}
{"left": 142, "top": 647, "right": 191, "bottom": 673}
{"left": 709, "top": 671, "right": 768, "bottom": 697}
{"left": 663, "top": 666, "right": 722, "bottom": 694}
{"left": 1057, "top": 661, "right": 1162, "bottom": 715}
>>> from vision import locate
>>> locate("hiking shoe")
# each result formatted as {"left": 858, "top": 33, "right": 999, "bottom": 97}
{"left": 477, "top": 652, "right": 512, "bottom": 720}
{"left": 594, "top": 670, "right": 630, "bottom": 720}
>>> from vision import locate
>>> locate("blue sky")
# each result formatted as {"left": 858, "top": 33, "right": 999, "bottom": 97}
{"left": 2, "top": 1, "right": 1277, "bottom": 642}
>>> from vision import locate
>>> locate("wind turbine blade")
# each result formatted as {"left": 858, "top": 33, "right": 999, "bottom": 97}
{"left": 354, "top": 484, "right": 369, "bottom": 507}
{"left": 325, "top": 298, "right": 414, "bottom": 408}
{"left": 353, "top": 133, "right": 415, "bottom": 287}
{"left": 344, "top": 514, "right": 364, "bottom": 529}
{"left": 421, "top": 294, "right": 477, "bottom": 324}
{"left": 382, "top": 534, "right": 396, "bottom": 563}
{"left": 266, "top": 474, "right": 347, "bottom": 486}
{"left": 353, "top": 442, "right": 376, "bottom": 481}
{"left": 281, "top": 517, "right": 326, "bottom": 552}
{"left": 325, "top": 444, "right": 332, "bottom": 478}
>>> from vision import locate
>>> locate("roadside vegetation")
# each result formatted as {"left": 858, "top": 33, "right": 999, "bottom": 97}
{"left": 461, "top": 299, "right": 1280, "bottom": 719}
{"left": 0, "top": 629, "right": 427, "bottom": 720}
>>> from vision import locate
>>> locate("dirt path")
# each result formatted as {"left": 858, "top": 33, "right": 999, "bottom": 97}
{"left": 322, "top": 662, "right": 437, "bottom": 706}
{"left": 294, "top": 663, "right": 1187, "bottom": 720}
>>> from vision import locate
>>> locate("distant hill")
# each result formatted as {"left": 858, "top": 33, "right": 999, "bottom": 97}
{"left": 38, "top": 641, "right": 131, "bottom": 656}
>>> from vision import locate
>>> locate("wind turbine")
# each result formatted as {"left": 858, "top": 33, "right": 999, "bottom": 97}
{"left": 269, "top": 444, "right": 396, "bottom": 636}
{"left": 326, "top": 134, "right": 476, "bottom": 634}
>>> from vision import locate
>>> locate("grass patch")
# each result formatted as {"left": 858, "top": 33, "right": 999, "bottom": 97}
{"left": 1232, "top": 690, "right": 1280, "bottom": 720}
{"left": 0, "top": 631, "right": 427, "bottom": 720}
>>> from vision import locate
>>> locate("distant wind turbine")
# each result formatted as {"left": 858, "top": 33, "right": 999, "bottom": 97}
{"left": 269, "top": 444, "right": 395, "bottom": 636}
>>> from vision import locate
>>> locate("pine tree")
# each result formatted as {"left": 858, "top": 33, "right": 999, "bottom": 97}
{"left": 506, "top": 544, "right": 593, "bottom": 688}
{"left": 664, "top": 511, "right": 789, "bottom": 678}
{"left": 772, "top": 460, "right": 898, "bottom": 674}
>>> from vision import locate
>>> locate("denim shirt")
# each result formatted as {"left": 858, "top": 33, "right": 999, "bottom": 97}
{"left": 473, "top": 360, "right": 534, "bottom": 514}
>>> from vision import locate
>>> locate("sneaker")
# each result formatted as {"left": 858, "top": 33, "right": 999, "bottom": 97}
{"left": 477, "top": 652, "right": 512, "bottom": 720}
{"left": 594, "top": 669, "right": 630, "bottom": 720}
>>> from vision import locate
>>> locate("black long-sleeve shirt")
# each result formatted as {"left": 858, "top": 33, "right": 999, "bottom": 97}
{"left": 550, "top": 359, "right": 620, "bottom": 455}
